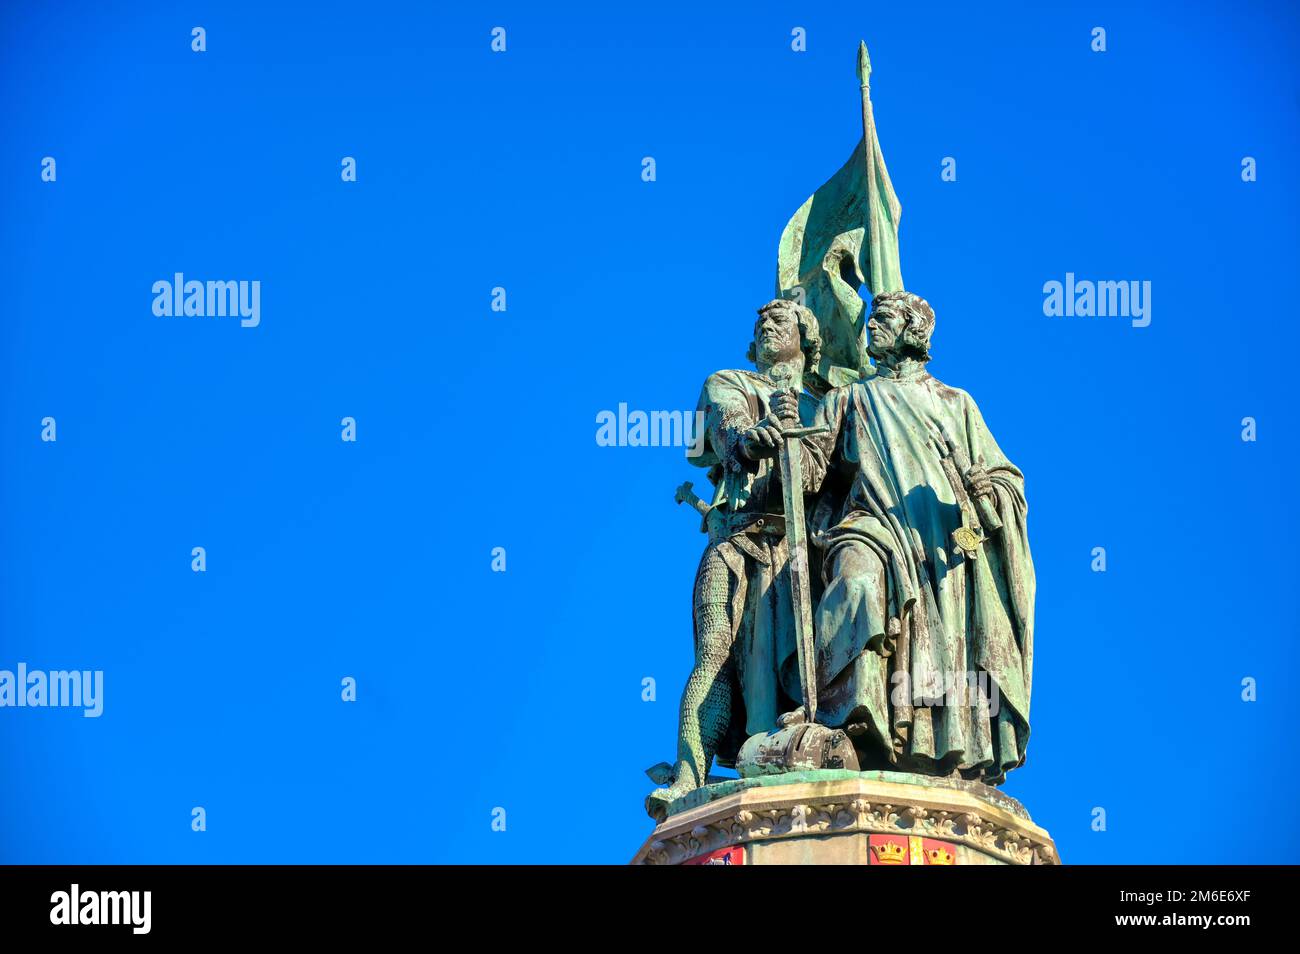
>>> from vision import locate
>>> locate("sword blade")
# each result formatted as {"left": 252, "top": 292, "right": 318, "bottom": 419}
{"left": 778, "top": 435, "right": 819, "bottom": 724}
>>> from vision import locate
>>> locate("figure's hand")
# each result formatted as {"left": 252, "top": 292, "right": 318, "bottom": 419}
{"left": 964, "top": 456, "right": 994, "bottom": 500}
{"left": 770, "top": 390, "right": 801, "bottom": 427}
{"left": 739, "top": 419, "right": 784, "bottom": 460}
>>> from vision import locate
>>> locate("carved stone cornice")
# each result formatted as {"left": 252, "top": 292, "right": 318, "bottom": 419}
{"left": 631, "top": 775, "right": 1059, "bottom": 866}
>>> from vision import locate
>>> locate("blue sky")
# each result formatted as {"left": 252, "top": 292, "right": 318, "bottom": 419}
{"left": 1, "top": 0, "right": 1297, "bottom": 863}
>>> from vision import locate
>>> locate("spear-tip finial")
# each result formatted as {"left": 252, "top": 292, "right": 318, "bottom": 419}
{"left": 857, "top": 40, "right": 872, "bottom": 85}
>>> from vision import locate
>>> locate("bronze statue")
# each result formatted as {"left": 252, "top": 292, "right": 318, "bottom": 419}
{"left": 763, "top": 291, "right": 1033, "bottom": 784}
{"left": 645, "top": 299, "right": 823, "bottom": 820}
{"left": 646, "top": 42, "right": 1035, "bottom": 824}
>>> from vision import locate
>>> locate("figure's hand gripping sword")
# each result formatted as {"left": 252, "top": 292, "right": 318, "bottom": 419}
{"left": 776, "top": 422, "right": 829, "bottom": 725}
{"left": 930, "top": 423, "right": 1002, "bottom": 557}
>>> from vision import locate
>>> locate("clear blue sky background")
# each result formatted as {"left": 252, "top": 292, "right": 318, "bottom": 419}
{"left": 1, "top": 0, "right": 1297, "bottom": 864}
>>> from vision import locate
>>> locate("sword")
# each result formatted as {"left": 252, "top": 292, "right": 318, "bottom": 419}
{"left": 776, "top": 420, "right": 829, "bottom": 724}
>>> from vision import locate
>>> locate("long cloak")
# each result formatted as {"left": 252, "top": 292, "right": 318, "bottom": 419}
{"left": 800, "top": 367, "right": 1034, "bottom": 782}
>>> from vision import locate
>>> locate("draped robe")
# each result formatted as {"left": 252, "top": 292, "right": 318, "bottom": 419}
{"left": 799, "top": 366, "right": 1035, "bottom": 783}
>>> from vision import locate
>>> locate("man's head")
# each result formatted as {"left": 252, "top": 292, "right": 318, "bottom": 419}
{"left": 866, "top": 291, "right": 935, "bottom": 363}
{"left": 748, "top": 298, "right": 822, "bottom": 372}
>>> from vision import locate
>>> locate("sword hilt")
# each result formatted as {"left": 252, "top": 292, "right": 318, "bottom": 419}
{"left": 944, "top": 440, "right": 1002, "bottom": 533}
{"left": 930, "top": 424, "right": 1002, "bottom": 535}
{"left": 674, "top": 480, "right": 711, "bottom": 518}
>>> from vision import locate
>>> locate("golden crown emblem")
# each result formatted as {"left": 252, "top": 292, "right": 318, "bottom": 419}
{"left": 926, "top": 846, "right": 956, "bottom": 866}
{"left": 873, "top": 841, "right": 908, "bottom": 864}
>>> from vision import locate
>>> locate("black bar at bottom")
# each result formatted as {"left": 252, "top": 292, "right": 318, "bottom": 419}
{"left": 0, "top": 864, "right": 1284, "bottom": 939}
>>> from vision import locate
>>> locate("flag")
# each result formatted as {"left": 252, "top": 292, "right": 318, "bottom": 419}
{"left": 776, "top": 41, "right": 903, "bottom": 385}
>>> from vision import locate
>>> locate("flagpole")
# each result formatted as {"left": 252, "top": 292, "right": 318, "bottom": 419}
{"left": 858, "top": 41, "right": 878, "bottom": 297}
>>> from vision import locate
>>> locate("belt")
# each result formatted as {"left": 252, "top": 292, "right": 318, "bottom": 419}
{"left": 726, "top": 512, "right": 786, "bottom": 539}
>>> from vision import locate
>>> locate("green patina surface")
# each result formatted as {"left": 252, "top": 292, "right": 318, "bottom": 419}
{"left": 777, "top": 40, "right": 903, "bottom": 388}
{"left": 646, "top": 40, "right": 1036, "bottom": 828}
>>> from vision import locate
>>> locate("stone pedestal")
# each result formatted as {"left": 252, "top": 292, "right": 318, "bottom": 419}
{"left": 631, "top": 770, "right": 1059, "bottom": 866}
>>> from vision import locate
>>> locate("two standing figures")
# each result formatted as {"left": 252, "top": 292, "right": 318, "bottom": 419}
{"left": 647, "top": 292, "right": 1034, "bottom": 821}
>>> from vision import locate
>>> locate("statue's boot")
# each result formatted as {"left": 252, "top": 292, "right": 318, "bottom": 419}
{"left": 645, "top": 766, "right": 701, "bottom": 822}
